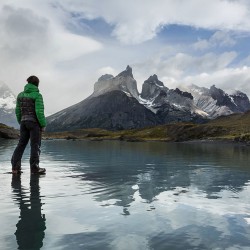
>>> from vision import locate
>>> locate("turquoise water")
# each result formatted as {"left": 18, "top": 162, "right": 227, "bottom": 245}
{"left": 1, "top": 139, "right": 250, "bottom": 250}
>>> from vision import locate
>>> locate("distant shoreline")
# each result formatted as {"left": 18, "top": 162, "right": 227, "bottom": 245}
{"left": 2, "top": 114, "right": 250, "bottom": 146}
{"left": 41, "top": 135, "right": 250, "bottom": 147}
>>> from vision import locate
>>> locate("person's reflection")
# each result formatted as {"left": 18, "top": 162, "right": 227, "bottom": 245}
{"left": 11, "top": 174, "right": 46, "bottom": 250}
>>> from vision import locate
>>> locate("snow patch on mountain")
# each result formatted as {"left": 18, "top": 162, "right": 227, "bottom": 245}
{"left": 0, "top": 81, "right": 18, "bottom": 128}
{"left": 138, "top": 96, "right": 158, "bottom": 113}
{"left": 0, "top": 82, "right": 16, "bottom": 111}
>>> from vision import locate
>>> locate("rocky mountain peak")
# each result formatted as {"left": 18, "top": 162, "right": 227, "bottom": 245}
{"left": 148, "top": 74, "right": 158, "bottom": 81}
{"left": 0, "top": 81, "right": 18, "bottom": 128}
{"left": 140, "top": 75, "right": 166, "bottom": 100}
{"left": 209, "top": 85, "right": 223, "bottom": 96}
{"left": 174, "top": 88, "right": 193, "bottom": 100}
{"left": 146, "top": 74, "right": 164, "bottom": 86}
{"left": 117, "top": 65, "right": 133, "bottom": 78}
{"left": 93, "top": 66, "right": 139, "bottom": 99}
{"left": 230, "top": 90, "right": 250, "bottom": 112}
{"left": 209, "top": 85, "right": 236, "bottom": 109}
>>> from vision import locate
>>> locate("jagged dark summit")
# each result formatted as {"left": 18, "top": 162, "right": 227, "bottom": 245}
{"left": 140, "top": 74, "right": 167, "bottom": 100}
{"left": 118, "top": 65, "right": 133, "bottom": 78}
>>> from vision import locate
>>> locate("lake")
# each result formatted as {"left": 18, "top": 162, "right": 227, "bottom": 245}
{"left": 0, "top": 139, "right": 250, "bottom": 250}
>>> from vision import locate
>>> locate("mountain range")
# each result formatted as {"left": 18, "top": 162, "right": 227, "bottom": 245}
{"left": 46, "top": 66, "right": 250, "bottom": 132}
{"left": 0, "top": 81, "right": 18, "bottom": 128}
{"left": 0, "top": 67, "right": 249, "bottom": 132}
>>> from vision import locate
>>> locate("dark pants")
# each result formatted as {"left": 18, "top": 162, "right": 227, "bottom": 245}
{"left": 11, "top": 121, "right": 41, "bottom": 170}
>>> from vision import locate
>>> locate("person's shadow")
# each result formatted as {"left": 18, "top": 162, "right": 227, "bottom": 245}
{"left": 11, "top": 174, "right": 46, "bottom": 250}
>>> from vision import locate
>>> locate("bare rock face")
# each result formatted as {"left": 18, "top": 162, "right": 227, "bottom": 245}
{"left": 93, "top": 74, "right": 115, "bottom": 95}
{"left": 93, "top": 66, "right": 139, "bottom": 99}
{"left": 230, "top": 91, "right": 250, "bottom": 112}
{"left": 46, "top": 90, "right": 159, "bottom": 132}
{"left": 140, "top": 74, "right": 167, "bottom": 100}
{"left": 140, "top": 75, "right": 206, "bottom": 122}
{"left": 183, "top": 84, "right": 250, "bottom": 118}
{"left": 209, "top": 85, "right": 238, "bottom": 112}
{"left": 174, "top": 88, "right": 193, "bottom": 100}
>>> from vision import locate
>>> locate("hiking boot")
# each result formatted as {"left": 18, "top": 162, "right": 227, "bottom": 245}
{"left": 31, "top": 167, "right": 46, "bottom": 174}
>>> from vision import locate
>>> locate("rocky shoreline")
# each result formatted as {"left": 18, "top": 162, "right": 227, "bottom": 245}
{"left": 0, "top": 123, "right": 19, "bottom": 139}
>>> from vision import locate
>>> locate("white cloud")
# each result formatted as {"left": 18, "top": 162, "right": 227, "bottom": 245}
{"left": 53, "top": 32, "right": 102, "bottom": 61}
{"left": 1, "top": 0, "right": 250, "bottom": 115}
{"left": 183, "top": 66, "right": 250, "bottom": 94}
{"left": 133, "top": 50, "right": 250, "bottom": 96}
{"left": 0, "top": 5, "right": 49, "bottom": 61}
{"left": 0, "top": 4, "right": 102, "bottom": 62}
{"left": 193, "top": 39, "right": 211, "bottom": 51}
{"left": 135, "top": 51, "right": 238, "bottom": 81}
{"left": 0, "top": 3, "right": 103, "bottom": 114}
{"left": 211, "top": 31, "right": 236, "bottom": 47}
{"left": 97, "top": 66, "right": 117, "bottom": 76}
{"left": 55, "top": 0, "right": 250, "bottom": 44}
{"left": 193, "top": 31, "right": 236, "bottom": 50}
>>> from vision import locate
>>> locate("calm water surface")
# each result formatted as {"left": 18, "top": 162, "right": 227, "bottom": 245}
{"left": 0, "top": 139, "right": 250, "bottom": 250}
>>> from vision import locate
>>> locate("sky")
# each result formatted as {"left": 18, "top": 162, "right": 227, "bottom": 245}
{"left": 1, "top": 0, "right": 250, "bottom": 115}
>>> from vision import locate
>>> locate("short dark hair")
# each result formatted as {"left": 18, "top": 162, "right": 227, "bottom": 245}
{"left": 27, "top": 75, "right": 39, "bottom": 87}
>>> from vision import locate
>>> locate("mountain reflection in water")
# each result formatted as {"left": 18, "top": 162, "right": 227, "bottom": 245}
{"left": 44, "top": 141, "right": 250, "bottom": 205}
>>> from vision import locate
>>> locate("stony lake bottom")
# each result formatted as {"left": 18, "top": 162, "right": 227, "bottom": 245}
{"left": 0, "top": 139, "right": 250, "bottom": 250}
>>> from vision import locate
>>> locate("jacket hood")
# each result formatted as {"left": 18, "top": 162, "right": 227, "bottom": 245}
{"left": 24, "top": 83, "right": 39, "bottom": 93}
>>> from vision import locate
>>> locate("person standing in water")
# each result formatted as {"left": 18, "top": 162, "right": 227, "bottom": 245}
{"left": 11, "top": 76, "right": 46, "bottom": 174}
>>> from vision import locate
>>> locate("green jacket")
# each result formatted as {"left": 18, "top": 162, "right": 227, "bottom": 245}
{"left": 16, "top": 83, "right": 46, "bottom": 127}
